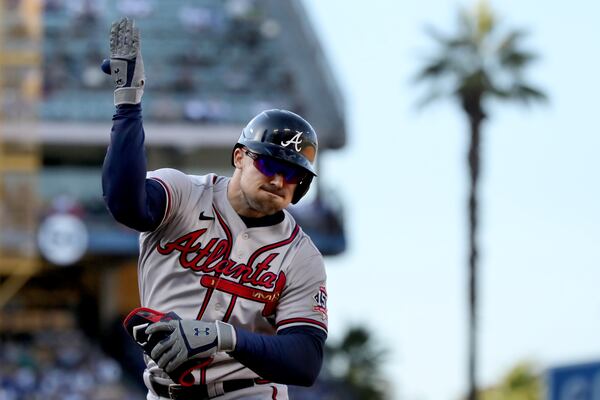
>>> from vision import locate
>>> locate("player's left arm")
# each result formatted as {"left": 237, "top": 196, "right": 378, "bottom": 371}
{"left": 230, "top": 325, "right": 326, "bottom": 386}
{"left": 228, "top": 249, "right": 329, "bottom": 386}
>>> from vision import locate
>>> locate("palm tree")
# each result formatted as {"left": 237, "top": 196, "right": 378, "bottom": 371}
{"left": 414, "top": 2, "right": 546, "bottom": 399}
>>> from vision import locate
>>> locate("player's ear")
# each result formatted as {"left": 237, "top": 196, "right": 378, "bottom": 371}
{"left": 233, "top": 147, "right": 245, "bottom": 169}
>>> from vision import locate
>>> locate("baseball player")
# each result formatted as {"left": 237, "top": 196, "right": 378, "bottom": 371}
{"left": 101, "top": 18, "right": 328, "bottom": 400}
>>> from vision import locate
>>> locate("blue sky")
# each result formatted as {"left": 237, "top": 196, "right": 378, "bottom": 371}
{"left": 302, "top": 1, "right": 600, "bottom": 399}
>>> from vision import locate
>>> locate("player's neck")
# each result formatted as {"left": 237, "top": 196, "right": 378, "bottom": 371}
{"left": 227, "top": 175, "right": 274, "bottom": 218}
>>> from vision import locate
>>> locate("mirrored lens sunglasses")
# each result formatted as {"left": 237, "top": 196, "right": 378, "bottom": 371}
{"left": 244, "top": 150, "right": 307, "bottom": 184}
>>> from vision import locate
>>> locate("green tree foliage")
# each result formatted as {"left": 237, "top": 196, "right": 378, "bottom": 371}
{"left": 324, "top": 326, "right": 389, "bottom": 400}
{"left": 415, "top": 2, "right": 546, "bottom": 399}
{"left": 415, "top": 1, "right": 546, "bottom": 112}
{"left": 478, "top": 362, "right": 542, "bottom": 400}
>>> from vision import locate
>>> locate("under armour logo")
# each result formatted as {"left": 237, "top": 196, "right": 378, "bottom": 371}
{"left": 281, "top": 132, "right": 303, "bottom": 152}
{"left": 194, "top": 327, "right": 210, "bottom": 336}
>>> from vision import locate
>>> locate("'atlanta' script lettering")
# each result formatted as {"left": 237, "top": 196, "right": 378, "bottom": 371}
{"left": 156, "top": 229, "right": 279, "bottom": 289}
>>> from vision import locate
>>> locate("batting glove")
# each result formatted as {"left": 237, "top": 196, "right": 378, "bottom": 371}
{"left": 123, "top": 308, "right": 216, "bottom": 386}
{"left": 101, "top": 17, "right": 145, "bottom": 105}
{"left": 146, "top": 319, "right": 237, "bottom": 374}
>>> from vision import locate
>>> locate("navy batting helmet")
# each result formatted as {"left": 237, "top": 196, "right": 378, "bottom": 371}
{"left": 233, "top": 109, "right": 318, "bottom": 204}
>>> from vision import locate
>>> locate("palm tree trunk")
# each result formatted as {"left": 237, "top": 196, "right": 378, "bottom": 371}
{"left": 466, "top": 111, "right": 483, "bottom": 400}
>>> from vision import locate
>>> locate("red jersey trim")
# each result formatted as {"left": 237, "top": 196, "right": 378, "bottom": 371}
{"left": 247, "top": 224, "right": 299, "bottom": 268}
{"left": 276, "top": 317, "right": 328, "bottom": 333}
{"left": 212, "top": 205, "right": 233, "bottom": 258}
{"left": 196, "top": 204, "right": 234, "bottom": 320}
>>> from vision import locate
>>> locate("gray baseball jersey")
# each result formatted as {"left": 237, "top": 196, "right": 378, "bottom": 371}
{"left": 138, "top": 168, "right": 328, "bottom": 399}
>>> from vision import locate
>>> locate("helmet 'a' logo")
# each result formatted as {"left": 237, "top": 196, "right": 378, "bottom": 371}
{"left": 280, "top": 131, "right": 303, "bottom": 152}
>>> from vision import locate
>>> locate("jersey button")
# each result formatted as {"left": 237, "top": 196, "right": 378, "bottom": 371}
{"left": 214, "top": 303, "right": 222, "bottom": 311}
{"left": 242, "top": 233, "right": 249, "bottom": 240}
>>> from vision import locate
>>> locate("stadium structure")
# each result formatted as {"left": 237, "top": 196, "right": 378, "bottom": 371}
{"left": 0, "top": 0, "right": 346, "bottom": 397}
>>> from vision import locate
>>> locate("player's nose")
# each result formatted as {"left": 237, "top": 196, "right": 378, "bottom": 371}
{"left": 270, "top": 173, "right": 285, "bottom": 187}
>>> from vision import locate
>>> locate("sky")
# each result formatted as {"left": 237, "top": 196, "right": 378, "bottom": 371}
{"left": 301, "top": 1, "right": 600, "bottom": 399}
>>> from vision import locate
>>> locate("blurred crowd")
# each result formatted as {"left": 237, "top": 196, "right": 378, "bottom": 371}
{"left": 0, "top": 329, "right": 142, "bottom": 400}
{"left": 39, "top": 0, "right": 295, "bottom": 122}
{"left": 0, "top": 325, "right": 355, "bottom": 400}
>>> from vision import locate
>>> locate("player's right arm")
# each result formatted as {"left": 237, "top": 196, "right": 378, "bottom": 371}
{"left": 101, "top": 18, "right": 166, "bottom": 232}
{"left": 102, "top": 105, "right": 166, "bottom": 231}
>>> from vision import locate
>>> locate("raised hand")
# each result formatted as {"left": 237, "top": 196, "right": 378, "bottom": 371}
{"left": 101, "top": 17, "right": 145, "bottom": 105}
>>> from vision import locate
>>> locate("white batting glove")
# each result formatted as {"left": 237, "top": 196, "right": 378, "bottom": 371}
{"left": 145, "top": 320, "right": 237, "bottom": 373}
{"left": 101, "top": 17, "right": 145, "bottom": 105}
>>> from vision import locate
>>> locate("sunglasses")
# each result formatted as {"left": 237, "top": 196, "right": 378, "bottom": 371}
{"left": 244, "top": 150, "right": 307, "bottom": 184}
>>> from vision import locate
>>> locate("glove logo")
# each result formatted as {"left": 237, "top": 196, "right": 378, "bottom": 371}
{"left": 194, "top": 327, "right": 210, "bottom": 336}
{"left": 280, "top": 131, "right": 303, "bottom": 152}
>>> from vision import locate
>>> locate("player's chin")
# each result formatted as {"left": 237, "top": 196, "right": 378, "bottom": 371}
{"left": 259, "top": 190, "right": 290, "bottom": 210}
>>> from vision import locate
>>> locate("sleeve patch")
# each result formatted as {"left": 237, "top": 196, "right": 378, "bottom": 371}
{"left": 312, "top": 285, "right": 328, "bottom": 321}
